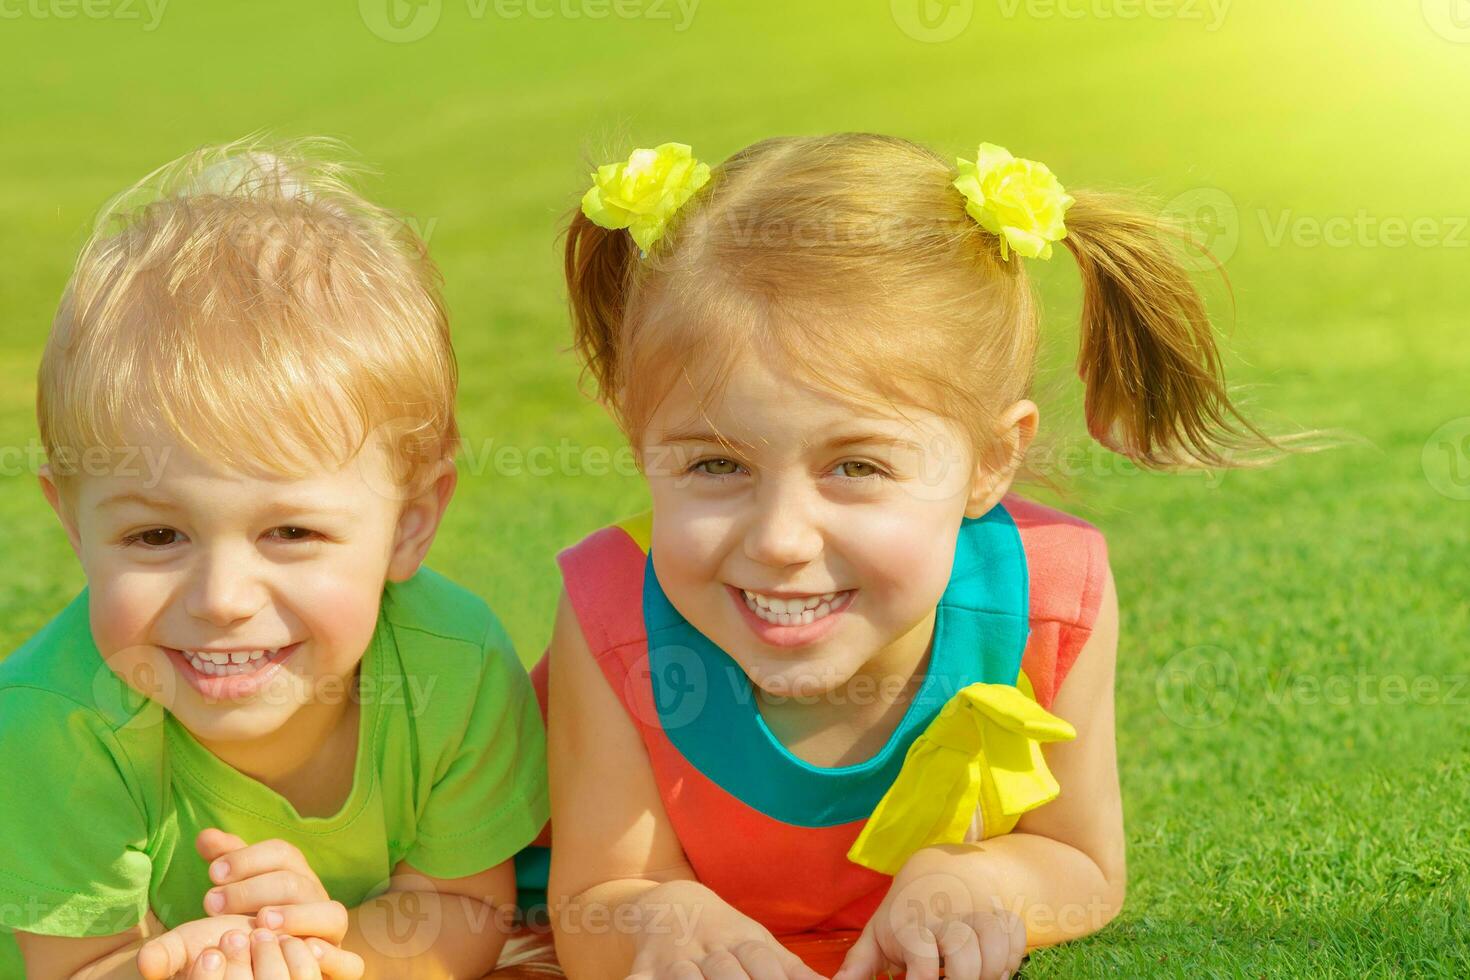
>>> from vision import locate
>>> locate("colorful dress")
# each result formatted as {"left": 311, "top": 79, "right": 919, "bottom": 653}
{"left": 530, "top": 493, "right": 1108, "bottom": 968}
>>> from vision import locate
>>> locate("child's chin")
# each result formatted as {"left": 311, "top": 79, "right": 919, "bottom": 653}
{"left": 173, "top": 703, "right": 291, "bottom": 742}
{"left": 743, "top": 658, "right": 860, "bottom": 701}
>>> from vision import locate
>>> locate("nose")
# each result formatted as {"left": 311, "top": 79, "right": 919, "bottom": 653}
{"left": 183, "top": 544, "right": 268, "bottom": 627}
{"left": 743, "top": 479, "right": 824, "bottom": 569}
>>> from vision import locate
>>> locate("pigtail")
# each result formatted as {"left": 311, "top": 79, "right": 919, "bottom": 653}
{"left": 562, "top": 206, "right": 640, "bottom": 412}
{"left": 1061, "top": 190, "right": 1301, "bottom": 469}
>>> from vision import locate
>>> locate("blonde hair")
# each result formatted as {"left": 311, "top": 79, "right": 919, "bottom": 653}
{"left": 38, "top": 136, "right": 457, "bottom": 495}
{"left": 565, "top": 132, "right": 1317, "bottom": 480}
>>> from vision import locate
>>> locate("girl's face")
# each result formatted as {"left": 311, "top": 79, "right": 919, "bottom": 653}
{"left": 642, "top": 353, "right": 987, "bottom": 698}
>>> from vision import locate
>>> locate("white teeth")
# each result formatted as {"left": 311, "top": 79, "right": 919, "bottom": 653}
{"left": 181, "top": 648, "right": 277, "bottom": 677}
{"left": 741, "top": 589, "right": 848, "bottom": 627}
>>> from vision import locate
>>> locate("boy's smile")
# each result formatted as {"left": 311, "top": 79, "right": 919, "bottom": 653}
{"left": 162, "top": 641, "right": 304, "bottom": 700}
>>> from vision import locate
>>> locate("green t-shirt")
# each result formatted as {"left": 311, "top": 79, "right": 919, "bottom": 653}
{"left": 0, "top": 567, "right": 549, "bottom": 952}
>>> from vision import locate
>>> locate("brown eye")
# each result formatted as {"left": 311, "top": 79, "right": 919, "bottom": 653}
{"left": 697, "top": 458, "right": 741, "bottom": 476}
{"left": 269, "top": 527, "right": 318, "bottom": 541}
{"left": 138, "top": 528, "right": 178, "bottom": 547}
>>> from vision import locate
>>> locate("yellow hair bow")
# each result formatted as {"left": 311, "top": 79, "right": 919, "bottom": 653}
{"left": 847, "top": 673, "right": 1077, "bottom": 876}
{"left": 580, "top": 142, "right": 711, "bottom": 254}
{"left": 953, "top": 143, "right": 1075, "bottom": 261}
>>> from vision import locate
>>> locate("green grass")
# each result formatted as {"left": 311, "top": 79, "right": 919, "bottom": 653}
{"left": 2, "top": 0, "right": 1468, "bottom": 975}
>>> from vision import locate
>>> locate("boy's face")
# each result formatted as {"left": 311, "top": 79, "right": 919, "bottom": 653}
{"left": 40, "top": 432, "right": 453, "bottom": 744}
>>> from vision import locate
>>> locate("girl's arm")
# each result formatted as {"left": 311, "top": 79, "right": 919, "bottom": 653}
{"left": 544, "top": 588, "right": 700, "bottom": 978}
{"left": 898, "top": 562, "right": 1126, "bottom": 948}
{"left": 836, "top": 565, "right": 1125, "bottom": 978}
{"left": 959, "top": 559, "right": 1126, "bottom": 946}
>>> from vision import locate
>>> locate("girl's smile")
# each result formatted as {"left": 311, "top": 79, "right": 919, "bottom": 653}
{"left": 730, "top": 585, "right": 857, "bottom": 649}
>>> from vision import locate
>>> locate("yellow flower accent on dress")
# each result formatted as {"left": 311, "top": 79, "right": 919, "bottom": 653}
{"left": 580, "top": 142, "right": 712, "bottom": 254}
{"left": 847, "top": 671, "right": 1077, "bottom": 876}
{"left": 952, "top": 143, "right": 1075, "bottom": 260}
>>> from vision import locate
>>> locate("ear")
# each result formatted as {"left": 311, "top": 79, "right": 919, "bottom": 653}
{"left": 38, "top": 464, "right": 83, "bottom": 559}
{"left": 386, "top": 459, "right": 459, "bottom": 583}
{"left": 964, "top": 399, "right": 1039, "bottom": 519}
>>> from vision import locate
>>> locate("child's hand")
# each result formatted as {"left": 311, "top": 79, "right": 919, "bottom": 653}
{"left": 832, "top": 850, "right": 1026, "bottom": 980}
{"left": 197, "top": 828, "right": 332, "bottom": 917}
{"left": 136, "top": 914, "right": 256, "bottom": 978}
{"left": 142, "top": 922, "right": 364, "bottom": 979}
{"left": 627, "top": 880, "right": 828, "bottom": 980}
{"left": 180, "top": 926, "right": 364, "bottom": 979}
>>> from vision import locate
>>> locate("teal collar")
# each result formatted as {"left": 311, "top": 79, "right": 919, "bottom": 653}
{"left": 642, "top": 500, "right": 1030, "bottom": 828}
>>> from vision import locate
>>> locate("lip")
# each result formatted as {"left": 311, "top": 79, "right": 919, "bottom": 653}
{"left": 162, "top": 642, "right": 303, "bottom": 701}
{"left": 726, "top": 584, "right": 854, "bottom": 649}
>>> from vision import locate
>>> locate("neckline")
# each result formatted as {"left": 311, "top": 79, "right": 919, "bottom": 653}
{"left": 746, "top": 605, "right": 950, "bottom": 775}
{"left": 164, "top": 615, "right": 384, "bottom": 831}
{"left": 641, "top": 501, "right": 1031, "bottom": 828}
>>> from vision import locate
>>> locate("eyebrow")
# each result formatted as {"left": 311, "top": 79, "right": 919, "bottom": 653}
{"left": 98, "top": 492, "right": 355, "bottom": 521}
{"left": 659, "top": 429, "right": 923, "bottom": 454}
{"left": 99, "top": 492, "right": 177, "bottom": 511}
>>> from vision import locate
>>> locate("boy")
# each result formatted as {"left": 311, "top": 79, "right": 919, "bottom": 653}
{"left": 0, "top": 141, "right": 548, "bottom": 978}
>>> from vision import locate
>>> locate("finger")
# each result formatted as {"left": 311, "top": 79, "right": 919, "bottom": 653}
{"left": 186, "top": 946, "right": 227, "bottom": 980}
{"left": 136, "top": 928, "right": 189, "bottom": 979}
{"left": 208, "top": 838, "right": 317, "bottom": 889}
{"left": 257, "top": 901, "right": 351, "bottom": 944}
{"left": 831, "top": 927, "right": 885, "bottom": 980}
{"left": 729, "top": 940, "right": 787, "bottom": 980}
{"left": 220, "top": 929, "right": 254, "bottom": 980}
{"left": 973, "top": 910, "right": 1025, "bottom": 980}
{"left": 937, "top": 919, "right": 981, "bottom": 980}
{"left": 305, "top": 939, "right": 366, "bottom": 980}
{"left": 250, "top": 928, "right": 292, "bottom": 980}
{"left": 197, "top": 828, "right": 251, "bottom": 867}
{"left": 279, "top": 936, "right": 323, "bottom": 980}
{"left": 892, "top": 922, "right": 941, "bottom": 980}
{"left": 207, "top": 869, "right": 327, "bottom": 915}
{"left": 697, "top": 948, "right": 752, "bottom": 980}
{"left": 772, "top": 940, "right": 828, "bottom": 980}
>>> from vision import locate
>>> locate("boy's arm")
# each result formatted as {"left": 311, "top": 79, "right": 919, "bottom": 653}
{"left": 544, "top": 589, "right": 699, "bottom": 979}
{"left": 343, "top": 856, "right": 519, "bottom": 979}
{"left": 14, "top": 911, "right": 165, "bottom": 979}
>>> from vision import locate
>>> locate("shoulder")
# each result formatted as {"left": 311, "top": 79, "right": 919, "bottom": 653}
{"left": 378, "top": 567, "right": 528, "bottom": 734}
{"left": 0, "top": 590, "right": 160, "bottom": 735}
{"left": 555, "top": 515, "right": 651, "bottom": 658}
{"left": 1002, "top": 492, "right": 1110, "bottom": 633}
{"left": 380, "top": 565, "right": 502, "bottom": 650}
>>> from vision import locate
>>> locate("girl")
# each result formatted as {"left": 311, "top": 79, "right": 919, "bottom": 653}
{"left": 543, "top": 134, "right": 1297, "bottom": 980}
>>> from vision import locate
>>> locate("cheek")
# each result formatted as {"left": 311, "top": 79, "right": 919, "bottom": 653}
{"left": 88, "top": 572, "right": 167, "bottom": 655}
{"left": 648, "top": 491, "right": 732, "bottom": 592}
{"left": 287, "top": 573, "right": 382, "bottom": 667}
{"left": 837, "top": 506, "right": 960, "bottom": 611}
